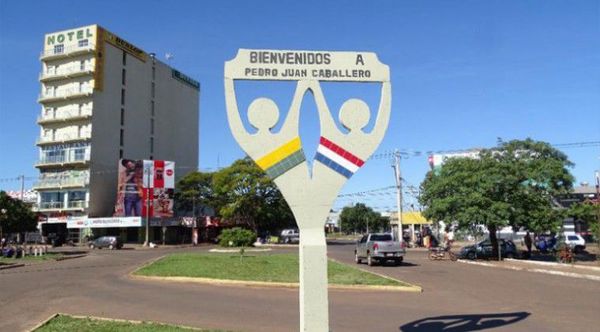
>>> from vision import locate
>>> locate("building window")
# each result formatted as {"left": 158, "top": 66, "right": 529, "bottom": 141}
{"left": 74, "top": 147, "right": 86, "bottom": 161}
{"left": 122, "top": 69, "right": 126, "bottom": 85}
{"left": 120, "top": 108, "right": 125, "bottom": 126}
{"left": 121, "top": 89, "right": 125, "bottom": 105}
{"left": 122, "top": 51, "right": 126, "bottom": 65}
{"left": 78, "top": 39, "right": 88, "bottom": 47}
{"left": 151, "top": 101, "right": 155, "bottom": 116}
{"left": 120, "top": 129, "right": 124, "bottom": 146}
{"left": 53, "top": 44, "right": 64, "bottom": 54}
{"left": 151, "top": 82, "right": 155, "bottom": 98}
{"left": 150, "top": 118, "right": 154, "bottom": 135}
{"left": 152, "top": 67, "right": 155, "bottom": 80}
{"left": 80, "top": 60, "right": 86, "bottom": 71}
{"left": 119, "top": 149, "right": 123, "bottom": 159}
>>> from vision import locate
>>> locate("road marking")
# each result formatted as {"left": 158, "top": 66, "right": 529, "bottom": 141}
{"left": 504, "top": 258, "right": 600, "bottom": 272}
{"left": 458, "top": 260, "right": 600, "bottom": 282}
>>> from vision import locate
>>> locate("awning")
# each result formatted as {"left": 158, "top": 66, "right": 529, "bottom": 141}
{"left": 390, "top": 212, "right": 431, "bottom": 225}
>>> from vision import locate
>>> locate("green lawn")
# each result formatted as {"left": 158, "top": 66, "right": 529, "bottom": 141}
{"left": 0, "top": 252, "right": 61, "bottom": 263}
{"left": 135, "top": 253, "right": 407, "bottom": 287}
{"left": 35, "top": 315, "right": 224, "bottom": 332}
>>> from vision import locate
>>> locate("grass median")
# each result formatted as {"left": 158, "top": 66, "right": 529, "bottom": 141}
{"left": 0, "top": 252, "right": 62, "bottom": 263}
{"left": 135, "top": 253, "right": 408, "bottom": 287}
{"left": 35, "top": 314, "right": 224, "bottom": 332}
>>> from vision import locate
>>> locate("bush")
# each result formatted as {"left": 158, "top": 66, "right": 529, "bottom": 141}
{"left": 219, "top": 228, "right": 256, "bottom": 247}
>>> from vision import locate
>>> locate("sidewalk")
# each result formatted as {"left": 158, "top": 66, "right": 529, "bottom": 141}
{"left": 458, "top": 258, "right": 600, "bottom": 282}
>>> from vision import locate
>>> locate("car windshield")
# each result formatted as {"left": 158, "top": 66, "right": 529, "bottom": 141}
{"left": 370, "top": 234, "right": 392, "bottom": 241}
{"left": 567, "top": 235, "right": 578, "bottom": 241}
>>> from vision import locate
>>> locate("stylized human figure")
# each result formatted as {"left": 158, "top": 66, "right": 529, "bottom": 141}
{"left": 225, "top": 79, "right": 312, "bottom": 204}
{"left": 308, "top": 80, "right": 392, "bottom": 210}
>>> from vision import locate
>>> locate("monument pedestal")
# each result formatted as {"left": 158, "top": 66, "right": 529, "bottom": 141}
{"left": 299, "top": 228, "right": 329, "bottom": 332}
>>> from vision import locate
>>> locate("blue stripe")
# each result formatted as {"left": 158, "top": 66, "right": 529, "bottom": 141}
{"left": 315, "top": 153, "right": 353, "bottom": 178}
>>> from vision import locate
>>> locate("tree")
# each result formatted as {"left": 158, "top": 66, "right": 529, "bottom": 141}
{"left": 567, "top": 201, "right": 599, "bottom": 241}
{"left": 339, "top": 203, "right": 389, "bottom": 234}
{"left": 419, "top": 139, "right": 574, "bottom": 259}
{"left": 0, "top": 191, "right": 37, "bottom": 238}
{"left": 175, "top": 171, "right": 215, "bottom": 215}
{"left": 211, "top": 158, "right": 295, "bottom": 233}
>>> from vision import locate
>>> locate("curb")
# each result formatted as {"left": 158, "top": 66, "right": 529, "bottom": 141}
{"left": 458, "top": 259, "right": 600, "bottom": 282}
{"left": 504, "top": 258, "right": 600, "bottom": 272}
{"left": 28, "top": 313, "right": 59, "bottom": 331}
{"left": 55, "top": 254, "right": 87, "bottom": 261}
{"left": 209, "top": 248, "right": 273, "bottom": 253}
{"left": 129, "top": 274, "right": 422, "bottom": 292}
{"left": 327, "top": 257, "right": 423, "bottom": 292}
{"left": 29, "top": 313, "right": 206, "bottom": 331}
{"left": 0, "top": 263, "right": 25, "bottom": 270}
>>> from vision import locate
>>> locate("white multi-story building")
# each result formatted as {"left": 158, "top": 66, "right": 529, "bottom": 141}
{"left": 34, "top": 25, "right": 199, "bottom": 238}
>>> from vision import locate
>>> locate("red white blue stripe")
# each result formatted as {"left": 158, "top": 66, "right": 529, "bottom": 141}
{"left": 315, "top": 136, "right": 365, "bottom": 178}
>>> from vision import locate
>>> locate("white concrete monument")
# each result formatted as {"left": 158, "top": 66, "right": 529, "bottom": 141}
{"left": 225, "top": 49, "right": 391, "bottom": 332}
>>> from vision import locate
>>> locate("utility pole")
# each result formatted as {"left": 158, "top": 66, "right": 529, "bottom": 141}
{"left": 392, "top": 150, "right": 403, "bottom": 244}
{"left": 595, "top": 171, "right": 600, "bottom": 263}
{"left": 19, "top": 175, "right": 25, "bottom": 201}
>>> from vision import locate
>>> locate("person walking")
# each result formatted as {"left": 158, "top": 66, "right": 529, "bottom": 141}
{"left": 524, "top": 231, "right": 532, "bottom": 258}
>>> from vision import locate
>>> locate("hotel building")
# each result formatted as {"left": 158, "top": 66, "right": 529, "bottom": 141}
{"left": 34, "top": 25, "right": 199, "bottom": 241}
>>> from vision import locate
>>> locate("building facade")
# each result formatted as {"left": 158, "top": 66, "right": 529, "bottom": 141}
{"left": 34, "top": 25, "right": 199, "bottom": 240}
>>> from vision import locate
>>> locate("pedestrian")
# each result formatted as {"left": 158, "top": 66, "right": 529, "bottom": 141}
{"left": 524, "top": 231, "right": 532, "bottom": 258}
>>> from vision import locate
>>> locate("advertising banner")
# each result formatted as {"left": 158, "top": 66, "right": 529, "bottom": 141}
{"left": 114, "top": 159, "right": 175, "bottom": 218}
{"left": 67, "top": 216, "right": 142, "bottom": 229}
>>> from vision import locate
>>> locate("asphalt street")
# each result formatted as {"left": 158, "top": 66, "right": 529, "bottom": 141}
{"left": 1, "top": 243, "right": 598, "bottom": 331}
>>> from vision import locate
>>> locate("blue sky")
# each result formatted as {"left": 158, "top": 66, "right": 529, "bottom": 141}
{"left": 0, "top": 0, "right": 599, "bottom": 211}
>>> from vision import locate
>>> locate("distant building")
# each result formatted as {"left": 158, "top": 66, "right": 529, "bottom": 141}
{"left": 34, "top": 25, "right": 199, "bottom": 241}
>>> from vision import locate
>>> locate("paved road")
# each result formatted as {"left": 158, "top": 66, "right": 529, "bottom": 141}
{"left": 0, "top": 244, "right": 598, "bottom": 331}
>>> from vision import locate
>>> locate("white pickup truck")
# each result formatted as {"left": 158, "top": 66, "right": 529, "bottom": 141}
{"left": 354, "top": 233, "right": 406, "bottom": 266}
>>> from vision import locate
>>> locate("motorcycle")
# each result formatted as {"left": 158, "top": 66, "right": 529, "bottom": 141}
{"left": 428, "top": 246, "right": 457, "bottom": 261}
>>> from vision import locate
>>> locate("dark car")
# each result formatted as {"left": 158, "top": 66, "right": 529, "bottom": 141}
{"left": 89, "top": 236, "right": 122, "bottom": 250}
{"left": 459, "top": 238, "right": 518, "bottom": 260}
{"left": 47, "top": 232, "right": 66, "bottom": 247}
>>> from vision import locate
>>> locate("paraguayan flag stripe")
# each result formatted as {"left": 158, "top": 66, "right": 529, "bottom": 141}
{"left": 316, "top": 144, "right": 360, "bottom": 173}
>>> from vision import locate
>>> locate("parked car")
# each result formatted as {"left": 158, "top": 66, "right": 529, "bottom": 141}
{"left": 47, "top": 233, "right": 66, "bottom": 247}
{"left": 354, "top": 233, "right": 406, "bottom": 266}
{"left": 558, "top": 233, "right": 586, "bottom": 253}
{"left": 279, "top": 229, "right": 299, "bottom": 244}
{"left": 88, "top": 236, "right": 122, "bottom": 250}
{"left": 459, "top": 238, "right": 518, "bottom": 260}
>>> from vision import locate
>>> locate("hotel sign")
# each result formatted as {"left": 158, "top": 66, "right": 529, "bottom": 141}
{"left": 172, "top": 69, "right": 200, "bottom": 90}
{"left": 102, "top": 29, "right": 147, "bottom": 62}
{"left": 46, "top": 27, "right": 94, "bottom": 46}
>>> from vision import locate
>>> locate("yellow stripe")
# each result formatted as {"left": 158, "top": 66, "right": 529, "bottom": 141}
{"left": 256, "top": 137, "right": 302, "bottom": 170}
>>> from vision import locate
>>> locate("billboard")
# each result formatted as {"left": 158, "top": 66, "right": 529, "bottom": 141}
{"left": 114, "top": 159, "right": 175, "bottom": 218}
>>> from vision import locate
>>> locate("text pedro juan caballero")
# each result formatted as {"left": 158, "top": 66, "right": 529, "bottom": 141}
{"left": 244, "top": 51, "right": 371, "bottom": 79}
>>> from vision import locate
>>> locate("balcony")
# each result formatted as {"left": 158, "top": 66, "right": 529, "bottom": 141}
{"left": 36, "top": 134, "right": 92, "bottom": 146}
{"left": 39, "top": 64, "right": 94, "bottom": 82}
{"left": 37, "top": 108, "right": 93, "bottom": 124}
{"left": 35, "top": 154, "right": 90, "bottom": 168}
{"left": 40, "top": 43, "right": 96, "bottom": 61}
{"left": 33, "top": 176, "right": 89, "bottom": 190}
{"left": 38, "top": 87, "right": 93, "bottom": 103}
{"left": 35, "top": 200, "right": 88, "bottom": 212}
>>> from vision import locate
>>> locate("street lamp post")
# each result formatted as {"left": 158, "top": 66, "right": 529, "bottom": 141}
{"left": 144, "top": 165, "right": 151, "bottom": 246}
